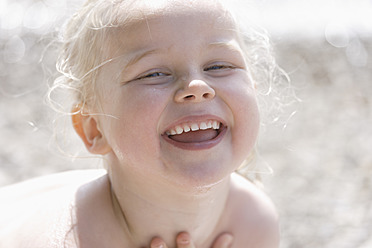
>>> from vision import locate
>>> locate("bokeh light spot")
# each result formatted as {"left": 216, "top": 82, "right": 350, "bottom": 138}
{"left": 3, "top": 35, "right": 26, "bottom": 64}
{"left": 0, "top": 3, "right": 25, "bottom": 30}
{"left": 325, "top": 22, "right": 351, "bottom": 48}
{"left": 23, "top": 2, "right": 50, "bottom": 30}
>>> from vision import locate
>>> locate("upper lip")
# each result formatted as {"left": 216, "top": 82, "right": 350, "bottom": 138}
{"left": 162, "top": 115, "right": 227, "bottom": 136}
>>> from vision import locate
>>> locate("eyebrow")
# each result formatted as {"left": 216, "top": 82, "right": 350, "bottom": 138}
{"left": 207, "top": 41, "right": 244, "bottom": 53}
{"left": 119, "top": 48, "right": 164, "bottom": 69}
{"left": 117, "top": 41, "right": 243, "bottom": 70}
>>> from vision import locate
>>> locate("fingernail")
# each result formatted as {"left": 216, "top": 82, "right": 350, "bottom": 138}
{"left": 178, "top": 237, "right": 190, "bottom": 245}
{"left": 177, "top": 232, "right": 190, "bottom": 245}
{"left": 151, "top": 241, "right": 165, "bottom": 248}
{"left": 179, "top": 239, "right": 190, "bottom": 245}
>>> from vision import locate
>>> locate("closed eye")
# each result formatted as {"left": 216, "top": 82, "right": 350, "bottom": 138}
{"left": 137, "top": 72, "right": 170, "bottom": 80}
{"left": 204, "top": 64, "right": 235, "bottom": 71}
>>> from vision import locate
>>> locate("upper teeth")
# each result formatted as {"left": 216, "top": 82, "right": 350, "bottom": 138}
{"left": 166, "top": 120, "right": 220, "bottom": 136}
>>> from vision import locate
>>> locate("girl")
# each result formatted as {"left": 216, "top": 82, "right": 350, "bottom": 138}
{"left": 0, "top": 0, "right": 280, "bottom": 247}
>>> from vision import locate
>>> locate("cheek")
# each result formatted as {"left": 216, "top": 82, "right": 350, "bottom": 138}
{"left": 102, "top": 86, "right": 171, "bottom": 159}
{"left": 229, "top": 86, "right": 260, "bottom": 156}
{"left": 122, "top": 86, "right": 171, "bottom": 128}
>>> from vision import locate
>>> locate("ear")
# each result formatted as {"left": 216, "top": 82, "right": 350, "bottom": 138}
{"left": 71, "top": 106, "right": 111, "bottom": 155}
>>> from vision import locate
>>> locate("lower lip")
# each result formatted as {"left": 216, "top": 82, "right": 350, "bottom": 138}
{"left": 162, "top": 126, "right": 227, "bottom": 151}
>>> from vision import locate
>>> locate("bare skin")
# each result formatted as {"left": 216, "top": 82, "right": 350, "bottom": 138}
{"left": 0, "top": 1, "right": 280, "bottom": 247}
{"left": 0, "top": 170, "right": 277, "bottom": 248}
{"left": 1, "top": 171, "right": 233, "bottom": 248}
{"left": 69, "top": 1, "right": 271, "bottom": 247}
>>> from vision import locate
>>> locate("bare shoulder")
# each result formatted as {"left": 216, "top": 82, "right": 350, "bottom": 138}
{"left": 229, "top": 173, "right": 278, "bottom": 219}
{"left": 226, "top": 173, "right": 280, "bottom": 247}
{"left": 0, "top": 169, "right": 106, "bottom": 248}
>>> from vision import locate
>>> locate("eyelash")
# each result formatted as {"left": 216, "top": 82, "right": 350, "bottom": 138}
{"left": 204, "top": 64, "right": 235, "bottom": 71}
{"left": 134, "top": 63, "right": 236, "bottom": 82}
{"left": 136, "top": 72, "right": 170, "bottom": 80}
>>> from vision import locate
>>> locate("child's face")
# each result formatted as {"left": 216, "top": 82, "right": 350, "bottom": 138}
{"left": 94, "top": 0, "right": 259, "bottom": 187}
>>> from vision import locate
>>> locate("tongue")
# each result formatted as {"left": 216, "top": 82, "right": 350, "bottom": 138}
{"left": 169, "top": 129, "right": 218, "bottom": 143}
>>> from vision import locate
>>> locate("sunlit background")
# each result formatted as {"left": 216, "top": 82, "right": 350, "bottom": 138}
{"left": 1, "top": 0, "right": 372, "bottom": 247}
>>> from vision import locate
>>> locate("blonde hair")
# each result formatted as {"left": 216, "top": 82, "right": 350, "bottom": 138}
{"left": 49, "top": 0, "right": 292, "bottom": 179}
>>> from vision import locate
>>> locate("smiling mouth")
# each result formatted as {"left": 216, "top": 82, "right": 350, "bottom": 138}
{"left": 164, "top": 120, "right": 225, "bottom": 144}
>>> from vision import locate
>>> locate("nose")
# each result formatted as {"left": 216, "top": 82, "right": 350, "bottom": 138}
{"left": 174, "top": 79, "right": 216, "bottom": 103}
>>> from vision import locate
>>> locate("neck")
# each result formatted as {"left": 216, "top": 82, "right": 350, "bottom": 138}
{"left": 108, "top": 169, "right": 230, "bottom": 248}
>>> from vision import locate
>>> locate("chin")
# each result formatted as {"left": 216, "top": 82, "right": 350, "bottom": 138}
{"left": 167, "top": 160, "right": 236, "bottom": 191}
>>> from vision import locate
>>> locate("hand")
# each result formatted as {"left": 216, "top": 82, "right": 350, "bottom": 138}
{"left": 150, "top": 232, "right": 234, "bottom": 248}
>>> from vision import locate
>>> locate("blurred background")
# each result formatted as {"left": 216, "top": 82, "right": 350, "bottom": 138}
{"left": 0, "top": 0, "right": 371, "bottom": 247}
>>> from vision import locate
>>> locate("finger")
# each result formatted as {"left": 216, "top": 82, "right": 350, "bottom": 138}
{"left": 150, "top": 237, "right": 168, "bottom": 248}
{"left": 211, "top": 233, "right": 234, "bottom": 248}
{"left": 176, "top": 232, "right": 195, "bottom": 248}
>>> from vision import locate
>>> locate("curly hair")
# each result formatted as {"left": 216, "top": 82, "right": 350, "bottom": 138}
{"left": 48, "top": 0, "right": 293, "bottom": 180}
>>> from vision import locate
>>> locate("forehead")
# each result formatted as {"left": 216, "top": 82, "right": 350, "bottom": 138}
{"left": 132, "top": 0, "right": 230, "bottom": 17}
{"left": 120, "top": 0, "right": 236, "bottom": 30}
{"left": 105, "top": 0, "right": 238, "bottom": 54}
